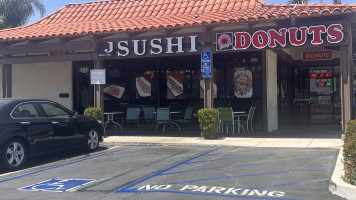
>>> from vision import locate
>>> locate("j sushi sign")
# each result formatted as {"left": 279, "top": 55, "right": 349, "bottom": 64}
{"left": 217, "top": 24, "right": 344, "bottom": 51}
{"left": 97, "top": 36, "right": 198, "bottom": 57}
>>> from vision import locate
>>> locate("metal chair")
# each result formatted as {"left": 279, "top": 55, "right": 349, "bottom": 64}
{"left": 143, "top": 106, "right": 156, "bottom": 127}
{"left": 155, "top": 107, "right": 170, "bottom": 133}
{"left": 125, "top": 107, "right": 140, "bottom": 129}
{"left": 174, "top": 107, "right": 194, "bottom": 129}
{"left": 218, "top": 108, "right": 235, "bottom": 135}
{"left": 240, "top": 106, "right": 257, "bottom": 134}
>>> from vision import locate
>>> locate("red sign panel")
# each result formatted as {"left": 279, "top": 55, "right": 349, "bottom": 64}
{"left": 303, "top": 51, "right": 332, "bottom": 61}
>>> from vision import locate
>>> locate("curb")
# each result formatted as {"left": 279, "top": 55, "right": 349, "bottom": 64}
{"left": 329, "top": 147, "right": 356, "bottom": 200}
{"left": 101, "top": 141, "right": 219, "bottom": 147}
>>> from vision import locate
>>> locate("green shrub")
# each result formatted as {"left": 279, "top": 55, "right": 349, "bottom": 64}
{"left": 344, "top": 120, "right": 356, "bottom": 185}
{"left": 198, "top": 108, "right": 219, "bottom": 139}
{"left": 84, "top": 107, "right": 103, "bottom": 121}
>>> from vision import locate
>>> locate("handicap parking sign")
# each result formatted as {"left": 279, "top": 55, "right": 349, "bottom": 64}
{"left": 19, "top": 178, "right": 98, "bottom": 192}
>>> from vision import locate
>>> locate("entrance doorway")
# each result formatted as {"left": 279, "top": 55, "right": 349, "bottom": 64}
{"left": 73, "top": 61, "right": 94, "bottom": 114}
{"left": 279, "top": 65, "right": 341, "bottom": 125}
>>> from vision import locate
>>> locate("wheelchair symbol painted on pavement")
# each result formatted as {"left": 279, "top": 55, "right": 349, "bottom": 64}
{"left": 19, "top": 178, "right": 99, "bottom": 192}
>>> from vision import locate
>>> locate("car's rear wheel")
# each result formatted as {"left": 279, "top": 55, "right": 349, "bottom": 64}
{"left": 84, "top": 128, "right": 99, "bottom": 152}
{"left": 1, "top": 138, "right": 28, "bottom": 171}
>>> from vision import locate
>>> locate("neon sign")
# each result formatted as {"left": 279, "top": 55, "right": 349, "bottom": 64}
{"left": 316, "top": 79, "right": 332, "bottom": 87}
{"left": 310, "top": 72, "right": 332, "bottom": 78}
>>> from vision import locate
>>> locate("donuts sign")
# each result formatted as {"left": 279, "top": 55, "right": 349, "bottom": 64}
{"left": 216, "top": 24, "right": 344, "bottom": 51}
{"left": 217, "top": 33, "right": 234, "bottom": 51}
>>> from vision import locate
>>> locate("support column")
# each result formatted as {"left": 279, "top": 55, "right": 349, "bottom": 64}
{"left": 340, "top": 42, "right": 353, "bottom": 132}
{"left": 204, "top": 77, "right": 214, "bottom": 108}
{"left": 94, "top": 60, "right": 104, "bottom": 112}
{"left": 262, "top": 50, "right": 278, "bottom": 132}
{"left": 2, "top": 64, "right": 12, "bottom": 98}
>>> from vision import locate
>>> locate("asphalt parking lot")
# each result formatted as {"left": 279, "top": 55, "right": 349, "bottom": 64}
{"left": 0, "top": 145, "right": 343, "bottom": 200}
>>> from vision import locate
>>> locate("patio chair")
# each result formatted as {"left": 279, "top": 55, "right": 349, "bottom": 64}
{"left": 239, "top": 106, "right": 257, "bottom": 134}
{"left": 155, "top": 107, "right": 170, "bottom": 133}
{"left": 125, "top": 107, "right": 140, "bottom": 129}
{"left": 143, "top": 106, "right": 156, "bottom": 127}
{"left": 218, "top": 108, "right": 235, "bottom": 135}
{"left": 174, "top": 107, "right": 194, "bottom": 129}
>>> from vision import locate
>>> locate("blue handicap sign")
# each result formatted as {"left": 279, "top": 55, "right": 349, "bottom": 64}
{"left": 19, "top": 179, "right": 97, "bottom": 192}
{"left": 201, "top": 62, "right": 211, "bottom": 72}
{"left": 201, "top": 51, "right": 211, "bottom": 62}
{"left": 201, "top": 51, "right": 212, "bottom": 72}
{"left": 202, "top": 72, "right": 213, "bottom": 78}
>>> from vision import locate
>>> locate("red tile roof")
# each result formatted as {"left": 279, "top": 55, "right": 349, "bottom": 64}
{"left": 0, "top": 0, "right": 355, "bottom": 41}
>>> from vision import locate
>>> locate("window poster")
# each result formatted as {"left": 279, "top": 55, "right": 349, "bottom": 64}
{"left": 167, "top": 71, "right": 184, "bottom": 99}
{"left": 200, "top": 72, "right": 217, "bottom": 98}
{"left": 136, "top": 74, "right": 151, "bottom": 99}
{"left": 104, "top": 84, "right": 126, "bottom": 99}
{"left": 234, "top": 68, "right": 253, "bottom": 98}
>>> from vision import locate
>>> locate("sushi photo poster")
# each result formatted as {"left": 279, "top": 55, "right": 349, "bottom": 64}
{"left": 136, "top": 74, "right": 152, "bottom": 99}
{"left": 167, "top": 71, "right": 184, "bottom": 99}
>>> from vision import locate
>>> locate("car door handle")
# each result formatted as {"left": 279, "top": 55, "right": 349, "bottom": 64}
{"left": 51, "top": 121, "right": 60, "bottom": 125}
{"left": 20, "top": 122, "right": 31, "bottom": 125}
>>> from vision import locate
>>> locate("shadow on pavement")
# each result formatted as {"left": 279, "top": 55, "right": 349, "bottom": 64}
{"left": 104, "top": 123, "right": 342, "bottom": 139}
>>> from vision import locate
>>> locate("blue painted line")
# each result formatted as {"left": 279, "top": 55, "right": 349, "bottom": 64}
{"left": 184, "top": 154, "right": 275, "bottom": 164}
{"left": 206, "top": 147, "right": 300, "bottom": 156}
{"left": 206, "top": 148, "right": 335, "bottom": 156}
{"left": 0, "top": 146, "right": 133, "bottom": 183}
{"left": 167, "top": 166, "right": 334, "bottom": 185}
{"left": 118, "top": 189, "right": 303, "bottom": 200}
{"left": 250, "top": 178, "right": 329, "bottom": 190}
{"left": 161, "top": 156, "right": 335, "bottom": 176}
{"left": 186, "top": 149, "right": 337, "bottom": 165}
{"left": 115, "top": 146, "right": 224, "bottom": 193}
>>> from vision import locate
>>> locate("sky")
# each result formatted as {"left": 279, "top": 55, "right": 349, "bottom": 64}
{"left": 27, "top": 0, "right": 356, "bottom": 25}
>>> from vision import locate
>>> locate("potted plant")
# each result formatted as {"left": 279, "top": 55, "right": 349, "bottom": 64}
{"left": 84, "top": 107, "right": 104, "bottom": 122}
{"left": 198, "top": 108, "right": 219, "bottom": 139}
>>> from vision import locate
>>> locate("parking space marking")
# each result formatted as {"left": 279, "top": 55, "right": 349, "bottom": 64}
{"left": 161, "top": 156, "right": 335, "bottom": 175}
{"left": 250, "top": 178, "right": 329, "bottom": 190}
{"left": 0, "top": 146, "right": 133, "bottom": 183}
{"left": 127, "top": 188, "right": 301, "bottom": 200}
{"left": 186, "top": 149, "right": 337, "bottom": 165}
{"left": 19, "top": 178, "right": 101, "bottom": 192}
{"left": 115, "top": 146, "right": 224, "bottom": 193}
{"left": 115, "top": 147, "right": 336, "bottom": 199}
{"left": 166, "top": 166, "right": 334, "bottom": 185}
{"left": 184, "top": 154, "right": 275, "bottom": 164}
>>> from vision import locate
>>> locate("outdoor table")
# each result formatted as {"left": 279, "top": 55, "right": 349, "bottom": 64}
{"left": 104, "top": 112, "right": 124, "bottom": 134}
{"left": 233, "top": 111, "right": 247, "bottom": 134}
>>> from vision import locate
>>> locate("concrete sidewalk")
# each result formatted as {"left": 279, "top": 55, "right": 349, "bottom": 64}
{"left": 103, "top": 136, "right": 342, "bottom": 148}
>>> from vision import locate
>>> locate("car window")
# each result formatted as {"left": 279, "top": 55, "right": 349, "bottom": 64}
{"left": 12, "top": 103, "right": 40, "bottom": 118}
{"left": 41, "top": 103, "right": 71, "bottom": 118}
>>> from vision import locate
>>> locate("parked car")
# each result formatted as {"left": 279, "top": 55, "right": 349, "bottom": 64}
{"left": 0, "top": 98, "right": 104, "bottom": 171}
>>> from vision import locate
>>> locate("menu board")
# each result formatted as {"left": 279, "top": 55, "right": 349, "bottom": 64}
{"left": 167, "top": 72, "right": 184, "bottom": 99}
{"left": 234, "top": 68, "right": 253, "bottom": 98}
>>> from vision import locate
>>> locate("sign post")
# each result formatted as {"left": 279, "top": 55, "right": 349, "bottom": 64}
{"left": 201, "top": 51, "right": 213, "bottom": 108}
{"left": 91, "top": 61, "right": 105, "bottom": 113}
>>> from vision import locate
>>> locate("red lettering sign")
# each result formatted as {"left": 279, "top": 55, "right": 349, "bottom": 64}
{"left": 303, "top": 51, "right": 333, "bottom": 61}
{"left": 221, "top": 24, "right": 344, "bottom": 51}
{"left": 234, "top": 32, "right": 251, "bottom": 50}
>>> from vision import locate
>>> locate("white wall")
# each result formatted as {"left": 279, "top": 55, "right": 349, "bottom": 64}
{"left": 0, "top": 65, "right": 2, "bottom": 97}
{"left": 266, "top": 50, "right": 278, "bottom": 132}
{"left": 12, "top": 62, "right": 73, "bottom": 109}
